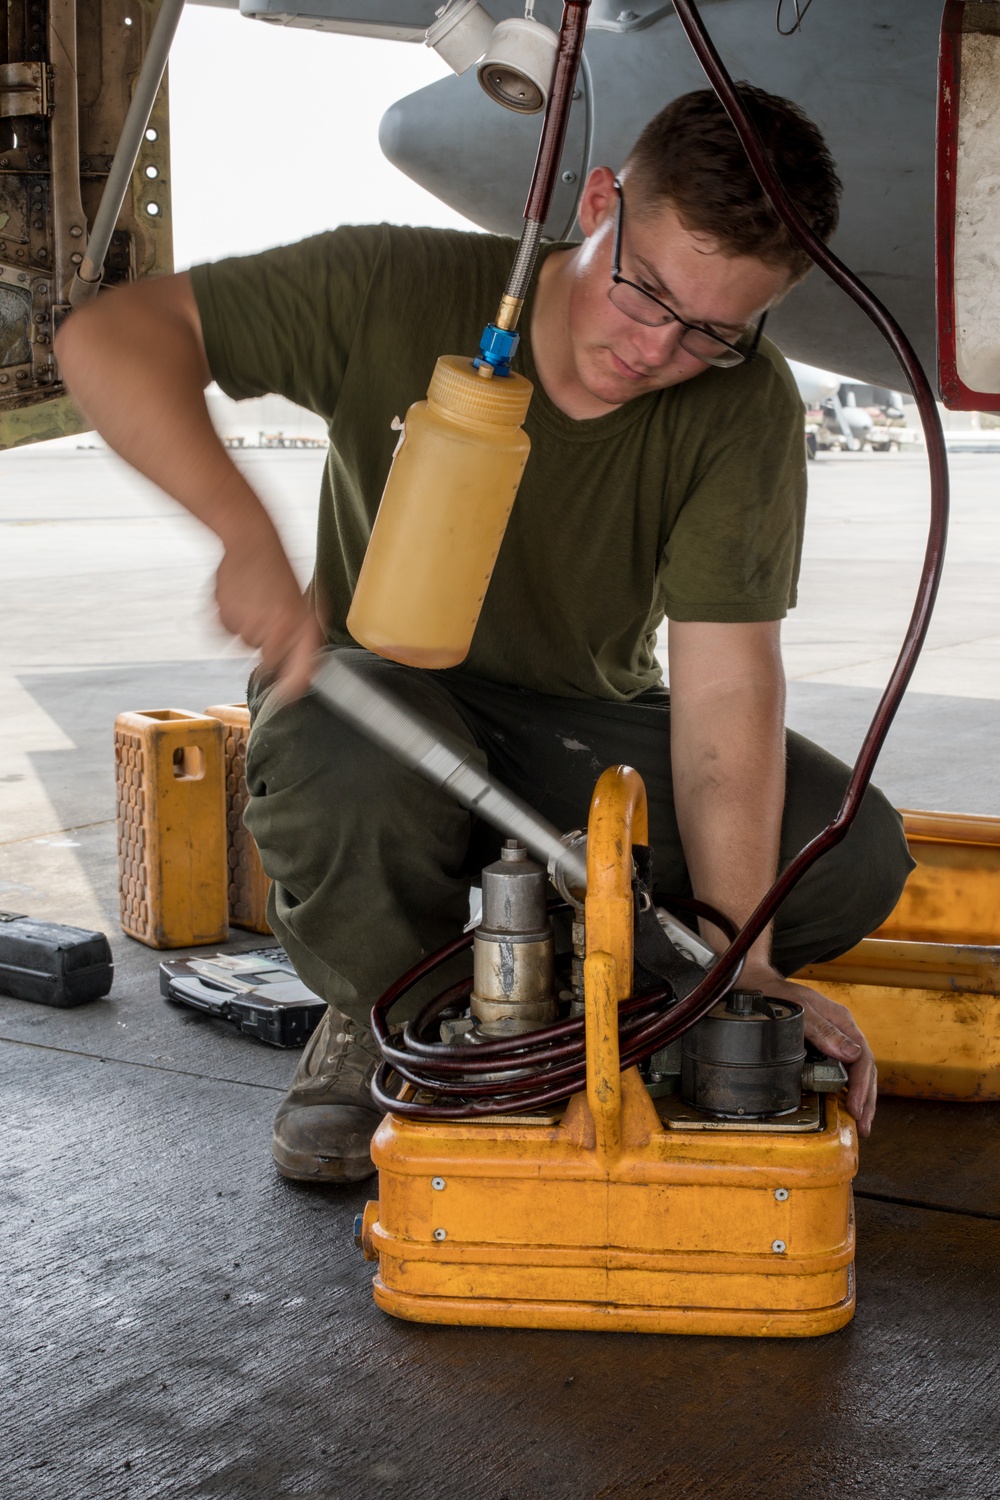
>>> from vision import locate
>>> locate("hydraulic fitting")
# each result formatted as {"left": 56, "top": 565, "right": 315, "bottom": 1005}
{"left": 474, "top": 321, "right": 520, "bottom": 377}
{"left": 801, "top": 1055, "right": 850, "bottom": 1092}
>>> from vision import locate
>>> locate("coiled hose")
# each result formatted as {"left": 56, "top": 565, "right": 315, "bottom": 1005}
{"left": 371, "top": 895, "right": 740, "bottom": 1118}
{"left": 371, "top": 0, "right": 950, "bottom": 1119}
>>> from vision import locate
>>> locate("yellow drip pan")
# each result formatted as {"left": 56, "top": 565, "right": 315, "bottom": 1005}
{"left": 798, "top": 810, "right": 1000, "bottom": 1100}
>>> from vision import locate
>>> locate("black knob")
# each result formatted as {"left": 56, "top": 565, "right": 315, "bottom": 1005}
{"left": 726, "top": 988, "right": 762, "bottom": 1015}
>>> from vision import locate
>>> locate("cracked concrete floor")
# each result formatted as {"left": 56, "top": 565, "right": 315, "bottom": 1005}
{"left": 1, "top": 442, "right": 998, "bottom": 1500}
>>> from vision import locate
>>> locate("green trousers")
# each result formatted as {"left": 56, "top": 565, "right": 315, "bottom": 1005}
{"left": 245, "top": 647, "right": 914, "bottom": 1030}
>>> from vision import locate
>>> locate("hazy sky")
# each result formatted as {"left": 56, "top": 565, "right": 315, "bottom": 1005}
{"left": 169, "top": 7, "right": 478, "bottom": 270}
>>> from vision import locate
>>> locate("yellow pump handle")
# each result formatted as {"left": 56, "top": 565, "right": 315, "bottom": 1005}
{"left": 583, "top": 766, "right": 648, "bottom": 1158}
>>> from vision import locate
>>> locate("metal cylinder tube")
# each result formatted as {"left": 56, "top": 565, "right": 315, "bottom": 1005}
{"left": 470, "top": 840, "right": 556, "bottom": 1036}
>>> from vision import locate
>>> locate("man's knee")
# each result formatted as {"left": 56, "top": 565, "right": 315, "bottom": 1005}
{"left": 777, "top": 730, "right": 915, "bottom": 971}
{"left": 246, "top": 683, "right": 384, "bottom": 807}
{"left": 245, "top": 647, "right": 479, "bottom": 804}
{"left": 242, "top": 689, "right": 389, "bottom": 896}
{"left": 774, "top": 783, "right": 914, "bottom": 973}
{"left": 838, "top": 784, "right": 914, "bottom": 938}
{"left": 242, "top": 653, "right": 480, "bottom": 892}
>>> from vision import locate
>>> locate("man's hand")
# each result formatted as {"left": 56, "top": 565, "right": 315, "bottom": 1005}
{"left": 215, "top": 521, "right": 325, "bottom": 702}
{"left": 740, "top": 965, "right": 877, "bottom": 1137}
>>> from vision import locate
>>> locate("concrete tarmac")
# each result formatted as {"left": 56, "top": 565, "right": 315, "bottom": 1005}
{"left": 1, "top": 442, "right": 998, "bottom": 1499}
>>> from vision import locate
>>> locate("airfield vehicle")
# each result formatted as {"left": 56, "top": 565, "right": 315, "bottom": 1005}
{"left": 1, "top": 2, "right": 998, "bottom": 1497}
{"left": 801, "top": 380, "right": 921, "bottom": 456}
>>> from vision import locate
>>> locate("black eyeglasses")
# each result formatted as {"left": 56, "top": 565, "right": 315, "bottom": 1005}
{"left": 609, "top": 178, "right": 767, "bottom": 369}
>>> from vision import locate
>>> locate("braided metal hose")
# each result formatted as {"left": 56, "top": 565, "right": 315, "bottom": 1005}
{"left": 495, "top": 0, "right": 590, "bottom": 330}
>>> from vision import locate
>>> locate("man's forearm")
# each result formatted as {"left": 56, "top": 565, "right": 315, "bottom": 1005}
{"left": 668, "top": 620, "right": 786, "bottom": 966}
{"left": 667, "top": 620, "right": 878, "bottom": 1133}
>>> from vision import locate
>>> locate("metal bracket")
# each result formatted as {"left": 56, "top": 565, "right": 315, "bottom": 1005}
{"left": 588, "top": 1, "right": 673, "bottom": 33}
{"left": 801, "top": 1057, "right": 849, "bottom": 1093}
{"left": 0, "top": 62, "right": 53, "bottom": 119}
{"left": 238, "top": 0, "right": 440, "bottom": 40}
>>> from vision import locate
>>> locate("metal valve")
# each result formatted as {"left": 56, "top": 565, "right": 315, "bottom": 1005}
{"left": 801, "top": 1054, "right": 850, "bottom": 1092}
{"left": 469, "top": 839, "right": 557, "bottom": 1037}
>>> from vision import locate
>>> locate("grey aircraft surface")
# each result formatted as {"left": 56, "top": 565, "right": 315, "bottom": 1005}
{"left": 1, "top": 0, "right": 999, "bottom": 450}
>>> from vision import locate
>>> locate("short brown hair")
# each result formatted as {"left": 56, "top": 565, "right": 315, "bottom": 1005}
{"left": 624, "top": 85, "right": 841, "bottom": 282}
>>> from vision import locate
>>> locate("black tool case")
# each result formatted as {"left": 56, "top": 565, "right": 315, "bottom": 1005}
{"left": 0, "top": 913, "right": 114, "bottom": 1006}
{"left": 159, "top": 948, "right": 326, "bottom": 1047}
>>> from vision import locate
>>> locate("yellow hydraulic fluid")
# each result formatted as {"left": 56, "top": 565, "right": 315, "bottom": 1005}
{"left": 359, "top": 767, "right": 858, "bottom": 1337}
{"left": 203, "top": 702, "right": 271, "bottom": 935}
{"left": 347, "top": 356, "right": 532, "bottom": 669}
{"left": 114, "top": 709, "right": 228, "bottom": 949}
{"left": 798, "top": 809, "right": 1000, "bottom": 1100}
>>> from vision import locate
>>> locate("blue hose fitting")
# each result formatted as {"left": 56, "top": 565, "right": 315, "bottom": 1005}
{"left": 474, "top": 322, "right": 520, "bottom": 377}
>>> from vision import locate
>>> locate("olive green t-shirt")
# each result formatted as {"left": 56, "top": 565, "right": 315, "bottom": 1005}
{"left": 190, "top": 224, "right": 805, "bottom": 702}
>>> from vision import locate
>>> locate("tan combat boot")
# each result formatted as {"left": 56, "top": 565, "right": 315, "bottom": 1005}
{"left": 271, "top": 1006, "right": 384, "bottom": 1183}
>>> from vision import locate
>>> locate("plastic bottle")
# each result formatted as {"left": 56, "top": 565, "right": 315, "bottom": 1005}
{"left": 347, "top": 355, "right": 532, "bottom": 669}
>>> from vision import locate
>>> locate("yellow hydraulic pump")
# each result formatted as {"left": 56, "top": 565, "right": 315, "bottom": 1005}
{"left": 357, "top": 766, "right": 858, "bottom": 1337}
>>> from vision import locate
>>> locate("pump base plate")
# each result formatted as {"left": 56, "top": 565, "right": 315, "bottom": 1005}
{"left": 363, "top": 1082, "right": 858, "bottom": 1338}
{"left": 371, "top": 1277, "right": 856, "bottom": 1338}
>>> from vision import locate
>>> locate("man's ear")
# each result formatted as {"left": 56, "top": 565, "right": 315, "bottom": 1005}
{"left": 577, "top": 166, "right": 619, "bottom": 239}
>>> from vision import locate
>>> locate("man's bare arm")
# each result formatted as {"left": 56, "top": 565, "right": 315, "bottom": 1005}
{"left": 667, "top": 618, "right": 877, "bottom": 1135}
{"left": 54, "top": 274, "right": 323, "bottom": 696}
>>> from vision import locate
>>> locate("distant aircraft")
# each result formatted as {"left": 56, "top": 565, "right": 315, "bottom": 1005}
{"left": 789, "top": 360, "right": 916, "bottom": 454}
